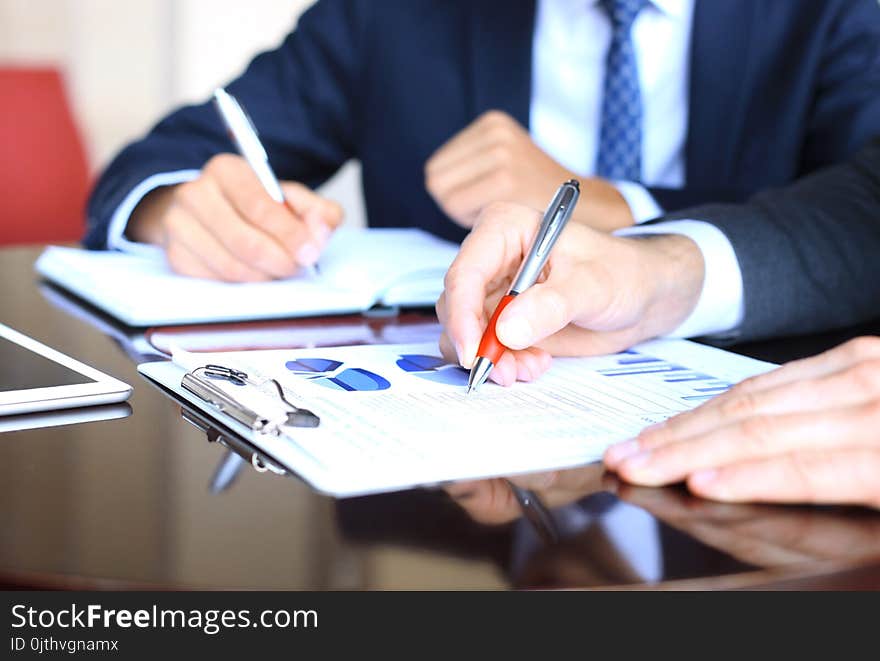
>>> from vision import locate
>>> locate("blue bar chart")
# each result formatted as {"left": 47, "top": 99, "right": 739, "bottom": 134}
{"left": 598, "top": 350, "right": 732, "bottom": 403}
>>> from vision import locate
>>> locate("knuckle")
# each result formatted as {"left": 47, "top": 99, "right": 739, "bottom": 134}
{"left": 242, "top": 194, "right": 275, "bottom": 227}
{"left": 165, "top": 245, "right": 185, "bottom": 273}
{"left": 481, "top": 109, "right": 507, "bottom": 126}
{"left": 284, "top": 180, "right": 307, "bottom": 196}
{"left": 787, "top": 454, "right": 822, "bottom": 503}
{"left": 172, "top": 181, "right": 201, "bottom": 209}
{"left": 475, "top": 201, "right": 517, "bottom": 230}
{"left": 738, "top": 415, "right": 775, "bottom": 452}
{"left": 442, "top": 194, "right": 468, "bottom": 222}
{"left": 435, "top": 293, "right": 447, "bottom": 319}
{"left": 847, "top": 361, "right": 880, "bottom": 394}
{"left": 233, "top": 232, "right": 265, "bottom": 265}
{"left": 490, "top": 170, "right": 514, "bottom": 194}
{"left": 328, "top": 200, "right": 344, "bottom": 220}
{"left": 490, "top": 145, "right": 511, "bottom": 166}
{"left": 844, "top": 336, "right": 880, "bottom": 360}
{"left": 730, "top": 374, "right": 762, "bottom": 395}
{"left": 443, "top": 265, "right": 459, "bottom": 291}
{"left": 215, "top": 257, "right": 250, "bottom": 283}
{"left": 162, "top": 210, "right": 185, "bottom": 237}
{"left": 487, "top": 124, "right": 511, "bottom": 143}
{"left": 864, "top": 399, "right": 880, "bottom": 422}
{"left": 481, "top": 200, "right": 516, "bottom": 218}
{"left": 204, "top": 153, "right": 235, "bottom": 174}
{"left": 424, "top": 171, "right": 441, "bottom": 196}
{"left": 719, "top": 392, "right": 757, "bottom": 419}
{"left": 542, "top": 287, "right": 571, "bottom": 325}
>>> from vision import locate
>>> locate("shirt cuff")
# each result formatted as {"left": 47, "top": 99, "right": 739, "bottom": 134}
{"left": 611, "top": 180, "right": 663, "bottom": 224}
{"left": 614, "top": 219, "right": 745, "bottom": 339}
{"left": 106, "top": 170, "right": 200, "bottom": 257}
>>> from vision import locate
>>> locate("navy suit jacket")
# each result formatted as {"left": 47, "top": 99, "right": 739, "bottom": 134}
{"left": 85, "top": 0, "right": 880, "bottom": 248}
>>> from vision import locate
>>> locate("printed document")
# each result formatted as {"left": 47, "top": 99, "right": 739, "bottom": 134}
{"left": 140, "top": 339, "right": 775, "bottom": 497}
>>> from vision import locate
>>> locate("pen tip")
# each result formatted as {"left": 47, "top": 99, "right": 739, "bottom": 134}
{"left": 466, "top": 385, "right": 473, "bottom": 395}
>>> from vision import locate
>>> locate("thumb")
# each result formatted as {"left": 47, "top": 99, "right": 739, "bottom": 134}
{"left": 495, "top": 276, "right": 585, "bottom": 349}
{"left": 494, "top": 281, "right": 575, "bottom": 350}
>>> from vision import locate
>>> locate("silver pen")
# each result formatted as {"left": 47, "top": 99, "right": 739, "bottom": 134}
{"left": 213, "top": 87, "right": 319, "bottom": 275}
{"left": 213, "top": 87, "right": 285, "bottom": 202}
{"left": 506, "top": 480, "right": 560, "bottom": 545}
{"left": 467, "top": 179, "right": 581, "bottom": 393}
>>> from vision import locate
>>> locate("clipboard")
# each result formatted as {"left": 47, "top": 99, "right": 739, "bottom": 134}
{"left": 138, "top": 360, "right": 352, "bottom": 496}
{"left": 175, "top": 399, "right": 292, "bottom": 494}
{"left": 138, "top": 339, "right": 777, "bottom": 499}
{"left": 180, "top": 363, "right": 320, "bottom": 433}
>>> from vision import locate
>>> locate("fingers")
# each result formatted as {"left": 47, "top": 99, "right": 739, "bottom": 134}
{"left": 432, "top": 169, "right": 515, "bottom": 227}
{"left": 647, "top": 358, "right": 880, "bottom": 451}
{"left": 165, "top": 237, "right": 228, "bottom": 281}
{"left": 605, "top": 350, "right": 880, "bottom": 470}
{"left": 512, "top": 346, "right": 553, "bottom": 383}
{"left": 615, "top": 404, "right": 880, "bottom": 487}
{"left": 425, "top": 110, "right": 516, "bottom": 178}
{"left": 439, "top": 330, "right": 551, "bottom": 386}
{"left": 438, "top": 330, "right": 458, "bottom": 366}
{"left": 282, "top": 180, "right": 344, "bottom": 229}
{"left": 425, "top": 111, "right": 534, "bottom": 226}
{"left": 282, "top": 181, "right": 344, "bottom": 265}
{"left": 443, "top": 478, "right": 522, "bottom": 524}
{"left": 442, "top": 203, "right": 542, "bottom": 367}
{"left": 495, "top": 279, "right": 581, "bottom": 350}
{"left": 163, "top": 205, "right": 270, "bottom": 282}
{"left": 158, "top": 155, "right": 346, "bottom": 281}
{"left": 709, "top": 336, "right": 880, "bottom": 400}
{"left": 205, "top": 155, "right": 309, "bottom": 259}
{"left": 174, "top": 178, "right": 297, "bottom": 278}
{"left": 686, "top": 448, "right": 880, "bottom": 508}
{"left": 426, "top": 141, "right": 509, "bottom": 206}
{"left": 486, "top": 347, "right": 553, "bottom": 386}
{"left": 494, "top": 249, "right": 619, "bottom": 351}
{"left": 488, "top": 350, "right": 518, "bottom": 386}
{"left": 203, "top": 154, "right": 341, "bottom": 270}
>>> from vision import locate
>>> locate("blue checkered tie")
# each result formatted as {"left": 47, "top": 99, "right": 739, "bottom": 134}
{"left": 595, "top": 0, "right": 648, "bottom": 182}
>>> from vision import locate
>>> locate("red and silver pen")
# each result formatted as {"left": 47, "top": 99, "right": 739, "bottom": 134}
{"left": 466, "top": 179, "right": 580, "bottom": 394}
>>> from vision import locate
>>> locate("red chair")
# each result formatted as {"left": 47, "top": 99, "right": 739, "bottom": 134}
{"left": 0, "top": 67, "right": 90, "bottom": 246}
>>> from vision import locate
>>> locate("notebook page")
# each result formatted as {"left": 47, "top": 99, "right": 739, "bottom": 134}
{"left": 169, "top": 340, "right": 774, "bottom": 496}
{"left": 316, "top": 228, "right": 459, "bottom": 305}
{"left": 35, "top": 228, "right": 457, "bottom": 326}
{"left": 35, "top": 246, "right": 366, "bottom": 326}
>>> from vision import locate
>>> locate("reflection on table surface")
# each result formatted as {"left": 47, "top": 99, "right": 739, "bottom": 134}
{"left": 0, "top": 403, "right": 132, "bottom": 434}
{"left": 443, "top": 466, "right": 880, "bottom": 588}
{"left": 3, "top": 244, "right": 880, "bottom": 590}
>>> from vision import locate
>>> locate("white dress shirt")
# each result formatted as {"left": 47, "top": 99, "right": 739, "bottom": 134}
{"left": 108, "top": 0, "right": 744, "bottom": 337}
{"left": 530, "top": 0, "right": 692, "bottom": 222}
{"left": 530, "top": 0, "right": 743, "bottom": 338}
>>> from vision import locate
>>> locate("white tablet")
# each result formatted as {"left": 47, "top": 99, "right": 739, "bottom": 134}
{"left": 0, "top": 323, "right": 132, "bottom": 416}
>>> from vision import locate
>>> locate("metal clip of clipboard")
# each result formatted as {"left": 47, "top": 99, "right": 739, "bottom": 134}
{"left": 180, "top": 364, "right": 320, "bottom": 437}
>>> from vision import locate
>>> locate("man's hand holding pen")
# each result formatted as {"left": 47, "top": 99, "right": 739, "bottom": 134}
{"left": 128, "top": 156, "right": 343, "bottom": 283}
{"left": 127, "top": 88, "right": 343, "bottom": 283}
{"left": 436, "top": 200, "right": 705, "bottom": 387}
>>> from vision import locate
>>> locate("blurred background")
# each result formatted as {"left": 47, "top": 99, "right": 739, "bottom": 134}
{"left": 0, "top": 0, "right": 366, "bottom": 237}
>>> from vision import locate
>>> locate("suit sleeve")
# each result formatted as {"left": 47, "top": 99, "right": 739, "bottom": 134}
{"left": 83, "top": 0, "right": 368, "bottom": 249}
{"left": 647, "top": 0, "right": 880, "bottom": 214}
{"left": 796, "top": 0, "right": 880, "bottom": 174}
{"left": 662, "top": 140, "right": 880, "bottom": 343}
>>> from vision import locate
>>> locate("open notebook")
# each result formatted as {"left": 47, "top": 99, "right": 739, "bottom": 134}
{"left": 35, "top": 228, "right": 459, "bottom": 327}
